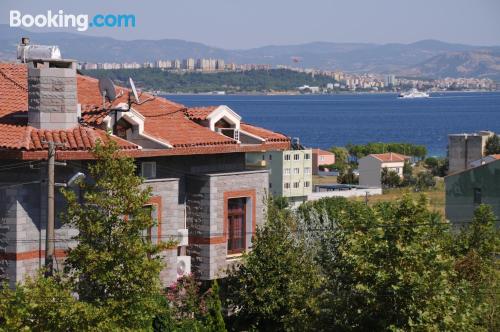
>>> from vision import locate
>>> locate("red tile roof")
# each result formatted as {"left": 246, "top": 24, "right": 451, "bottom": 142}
{"left": 370, "top": 152, "right": 409, "bottom": 162}
{"left": 240, "top": 123, "right": 289, "bottom": 143}
{"left": 185, "top": 106, "right": 218, "bottom": 121}
{"left": 0, "top": 63, "right": 289, "bottom": 159}
{"left": 312, "top": 148, "right": 334, "bottom": 156}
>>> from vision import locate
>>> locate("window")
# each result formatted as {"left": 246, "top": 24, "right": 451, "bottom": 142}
{"left": 473, "top": 188, "right": 482, "bottom": 205}
{"left": 284, "top": 154, "right": 291, "bottom": 161}
{"left": 293, "top": 182, "right": 300, "bottom": 188}
{"left": 269, "top": 182, "right": 272, "bottom": 188}
{"left": 141, "top": 161, "right": 156, "bottom": 179}
{"left": 269, "top": 155, "right": 272, "bottom": 161}
{"left": 284, "top": 182, "right": 290, "bottom": 189}
{"left": 320, "top": 156, "right": 325, "bottom": 162}
{"left": 284, "top": 168, "right": 291, "bottom": 175}
{"left": 304, "top": 153, "right": 310, "bottom": 160}
{"left": 294, "top": 154, "right": 300, "bottom": 160}
{"left": 304, "top": 181, "right": 310, "bottom": 188}
{"left": 227, "top": 198, "right": 246, "bottom": 254}
{"left": 293, "top": 168, "right": 300, "bottom": 175}
{"left": 304, "top": 167, "right": 311, "bottom": 175}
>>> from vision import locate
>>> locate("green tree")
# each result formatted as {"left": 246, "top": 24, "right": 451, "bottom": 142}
{"left": 61, "top": 140, "right": 166, "bottom": 329}
{"left": 414, "top": 171, "right": 436, "bottom": 191}
{"left": 381, "top": 167, "right": 401, "bottom": 188}
{"left": 453, "top": 205, "right": 499, "bottom": 331}
{"left": 303, "top": 195, "right": 477, "bottom": 331}
{"left": 225, "top": 198, "right": 321, "bottom": 331}
{"left": 337, "top": 167, "right": 359, "bottom": 185}
{"left": 329, "top": 146, "right": 349, "bottom": 171}
{"left": 484, "top": 135, "right": 500, "bottom": 155}
{"left": 204, "top": 281, "right": 226, "bottom": 332}
{"left": 0, "top": 273, "right": 114, "bottom": 331}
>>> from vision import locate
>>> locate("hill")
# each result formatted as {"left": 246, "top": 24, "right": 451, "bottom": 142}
{"left": 402, "top": 51, "right": 500, "bottom": 80}
{"left": 1, "top": 25, "right": 499, "bottom": 79}
{"left": 81, "top": 68, "right": 338, "bottom": 93}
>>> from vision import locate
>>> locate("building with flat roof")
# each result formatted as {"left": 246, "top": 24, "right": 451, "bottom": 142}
{"left": 448, "top": 131, "right": 495, "bottom": 174}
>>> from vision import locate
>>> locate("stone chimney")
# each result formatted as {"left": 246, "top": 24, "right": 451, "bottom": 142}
{"left": 28, "top": 59, "right": 78, "bottom": 130}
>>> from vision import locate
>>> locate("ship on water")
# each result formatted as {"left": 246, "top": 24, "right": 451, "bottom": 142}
{"left": 398, "top": 88, "right": 430, "bottom": 99}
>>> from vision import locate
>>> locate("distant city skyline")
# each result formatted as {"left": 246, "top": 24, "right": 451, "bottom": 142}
{"left": 1, "top": 0, "right": 499, "bottom": 49}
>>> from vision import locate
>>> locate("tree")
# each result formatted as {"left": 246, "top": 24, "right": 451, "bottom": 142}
{"left": 337, "top": 167, "right": 359, "bottom": 185}
{"left": 453, "top": 205, "right": 499, "bottom": 331}
{"left": 225, "top": 198, "right": 321, "bottom": 331}
{"left": 381, "top": 167, "right": 401, "bottom": 188}
{"left": 414, "top": 171, "right": 436, "bottom": 191}
{"left": 329, "top": 146, "right": 348, "bottom": 164}
{"left": 301, "top": 195, "right": 477, "bottom": 331}
{"left": 153, "top": 276, "right": 227, "bottom": 332}
{"left": 61, "top": 140, "right": 166, "bottom": 329}
{"left": 484, "top": 134, "right": 500, "bottom": 155}
{"left": 0, "top": 273, "right": 113, "bottom": 331}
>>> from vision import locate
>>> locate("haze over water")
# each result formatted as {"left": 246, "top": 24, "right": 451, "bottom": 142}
{"left": 166, "top": 92, "right": 500, "bottom": 157}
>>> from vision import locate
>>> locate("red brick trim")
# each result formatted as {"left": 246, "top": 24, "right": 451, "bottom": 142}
{"left": 147, "top": 196, "right": 162, "bottom": 242}
{"left": 0, "top": 249, "right": 67, "bottom": 261}
{"left": 224, "top": 190, "right": 256, "bottom": 251}
{"left": 188, "top": 189, "right": 257, "bottom": 247}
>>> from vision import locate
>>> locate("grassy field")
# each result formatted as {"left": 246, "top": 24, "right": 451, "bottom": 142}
{"left": 350, "top": 179, "right": 446, "bottom": 217}
{"left": 312, "top": 175, "right": 337, "bottom": 185}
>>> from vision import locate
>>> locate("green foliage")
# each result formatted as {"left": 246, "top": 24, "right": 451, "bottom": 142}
{"left": 347, "top": 142, "right": 427, "bottom": 160}
{"left": 484, "top": 134, "right": 500, "bottom": 155}
{"left": 225, "top": 197, "right": 321, "bottom": 331}
{"left": 154, "top": 276, "right": 227, "bottom": 332}
{"left": 299, "top": 195, "right": 478, "bottom": 331}
{"left": 60, "top": 140, "right": 165, "bottom": 329}
{"left": 0, "top": 273, "right": 114, "bottom": 331}
{"left": 381, "top": 167, "right": 401, "bottom": 188}
{"left": 414, "top": 171, "right": 437, "bottom": 191}
{"left": 329, "top": 146, "right": 349, "bottom": 168}
{"left": 453, "top": 205, "right": 499, "bottom": 331}
{"left": 337, "top": 167, "right": 359, "bottom": 184}
{"left": 83, "top": 68, "right": 337, "bottom": 93}
{"left": 424, "top": 157, "right": 448, "bottom": 177}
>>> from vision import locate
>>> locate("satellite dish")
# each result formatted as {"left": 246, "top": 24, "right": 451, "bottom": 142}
{"left": 98, "top": 78, "right": 117, "bottom": 102}
{"left": 129, "top": 77, "right": 140, "bottom": 103}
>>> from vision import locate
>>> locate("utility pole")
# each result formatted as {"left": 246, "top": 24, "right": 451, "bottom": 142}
{"left": 43, "top": 140, "right": 65, "bottom": 276}
{"left": 45, "top": 141, "right": 55, "bottom": 276}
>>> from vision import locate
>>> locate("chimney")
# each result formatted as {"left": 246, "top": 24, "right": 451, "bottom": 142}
{"left": 24, "top": 40, "right": 78, "bottom": 130}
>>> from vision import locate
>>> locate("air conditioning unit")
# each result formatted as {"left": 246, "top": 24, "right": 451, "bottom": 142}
{"left": 177, "top": 228, "right": 189, "bottom": 246}
{"left": 177, "top": 255, "right": 191, "bottom": 278}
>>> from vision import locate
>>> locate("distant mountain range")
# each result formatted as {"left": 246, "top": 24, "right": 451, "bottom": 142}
{"left": 1, "top": 25, "right": 499, "bottom": 80}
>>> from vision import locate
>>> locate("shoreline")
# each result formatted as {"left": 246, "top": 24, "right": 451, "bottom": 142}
{"left": 160, "top": 90, "right": 499, "bottom": 97}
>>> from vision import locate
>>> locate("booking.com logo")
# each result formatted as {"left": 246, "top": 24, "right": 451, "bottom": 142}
{"left": 9, "top": 10, "right": 136, "bottom": 32}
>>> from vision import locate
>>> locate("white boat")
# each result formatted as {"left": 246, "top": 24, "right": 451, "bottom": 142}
{"left": 398, "top": 88, "right": 430, "bottom": 99}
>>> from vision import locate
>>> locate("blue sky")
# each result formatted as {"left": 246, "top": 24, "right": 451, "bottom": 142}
{"left": 1, "top": 0, "right": 499, "bottom": 48}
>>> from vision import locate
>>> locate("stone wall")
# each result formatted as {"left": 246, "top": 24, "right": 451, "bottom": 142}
{"left": 186, "top": 170, "right": 268, "bottom": 280}
{"left": 28, "top": 62, "right": 78, "bottom": 130}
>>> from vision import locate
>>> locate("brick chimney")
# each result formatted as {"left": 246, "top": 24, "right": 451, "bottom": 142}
{"left": 27, "top": 59, "right": 78, "bottom": 130}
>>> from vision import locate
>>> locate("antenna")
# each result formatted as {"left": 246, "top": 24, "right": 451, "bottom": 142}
{"left": 98, "top": 78, "right": 117, "bottom": 103}
{"left": 126, "top": 77, "right": 155, "bottom": 109}
{"left": 129, "top": 77, "right": 140, "bottom": 103}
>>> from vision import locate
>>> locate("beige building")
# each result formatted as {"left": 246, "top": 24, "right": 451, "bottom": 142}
{"left": 359, "top": 153, "right": 409, "bottom": 188}
{"left": 246, "top": 149, "right": 313, "bottom": 203}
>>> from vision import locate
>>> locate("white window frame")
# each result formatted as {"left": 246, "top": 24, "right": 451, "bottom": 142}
{"left": 284, "top": 154, "right": 291, "bottom": 161}
{"left": 293, "top": 168, "right": 300, "bottom": 175}
{"left": 284, "top": 168, "right": 291, "bottom": 175}
{"left": 294, "top": 154, "right": 300, "bottom": 160}
{"left": 141, "top": 161, "right": 157, "bottom": 179}
{"left": 293, "top": 182, "right": 300, "bottom": 188}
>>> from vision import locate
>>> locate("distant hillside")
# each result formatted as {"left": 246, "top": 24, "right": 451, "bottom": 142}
{"left": 402, "top": 51, "right": 500, "bottom": 80}
{"left": 1, "top": 25, "right": 500, "bottom": 79}
{"left": 82, "top": 68, "right": 338, "bottom": 93}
